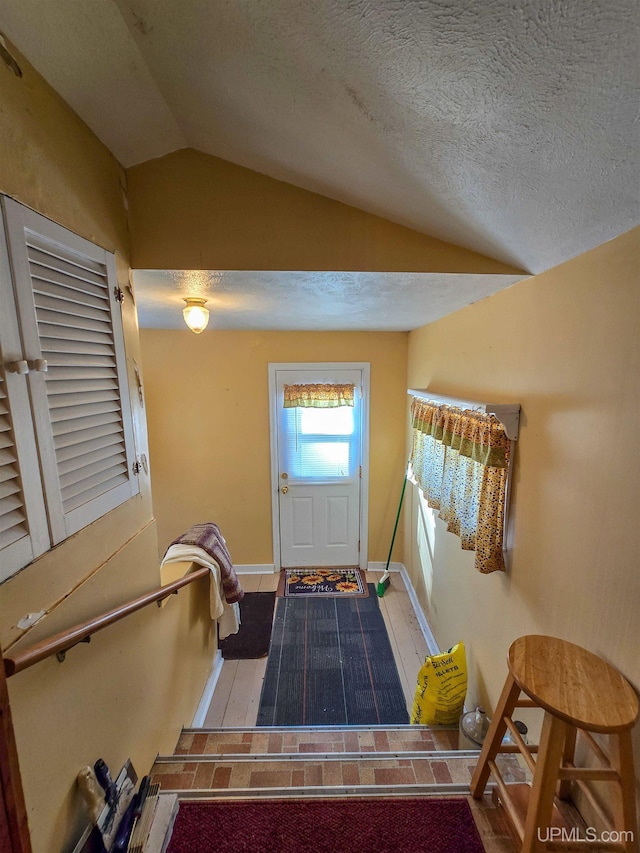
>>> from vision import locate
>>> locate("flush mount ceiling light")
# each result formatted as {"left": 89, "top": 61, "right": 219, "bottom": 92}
{"left": 182, "top": 297, "right": 209, "bottom": 333}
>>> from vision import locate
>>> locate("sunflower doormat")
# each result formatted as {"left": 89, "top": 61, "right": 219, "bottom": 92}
{"left": 277, "top": 568, "right": 369, "bottom": 598}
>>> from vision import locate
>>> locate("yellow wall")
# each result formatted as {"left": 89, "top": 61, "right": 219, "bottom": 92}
{"left": 126, "top": 148, "right": 524, "bottom": 274}
{"left": 139, "top": 330, "right": 408, "bottom": 564}
{"left": 404, "top": 227, "right": 640, "bottom": 794}
{"left": 0, "top": 39, "right": 215, "bottom": 853}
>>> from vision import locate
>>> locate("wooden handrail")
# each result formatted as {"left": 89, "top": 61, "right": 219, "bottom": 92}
{"left": 3, "top": 567, "right": 210, "bottom": 677}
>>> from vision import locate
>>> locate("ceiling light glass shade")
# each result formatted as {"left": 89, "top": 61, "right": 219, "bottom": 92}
{"left": 182, "top": 297, "right": 209, "bottom": 333}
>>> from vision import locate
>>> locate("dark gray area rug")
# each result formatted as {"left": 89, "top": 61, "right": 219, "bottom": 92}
{"left": 257, "top": 584, "right": 409, "bottom": 726}
{"left": 219, "top": 592, "right": 276, "bottom": 659}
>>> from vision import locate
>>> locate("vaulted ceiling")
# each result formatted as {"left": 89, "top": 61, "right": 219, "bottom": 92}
{"left": 1, "top": 1, "right": 637, "bottom": 330}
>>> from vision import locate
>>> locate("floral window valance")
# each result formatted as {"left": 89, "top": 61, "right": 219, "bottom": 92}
{"left": 284, "top": 383, "right": 355, "bottom": 408}
{"left": 410, "top": 397, "right": 512, "bottom": 573}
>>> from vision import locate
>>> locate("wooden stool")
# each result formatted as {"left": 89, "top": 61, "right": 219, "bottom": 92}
{"left": 470, "top": 635, "right": 639, "bottom": 852}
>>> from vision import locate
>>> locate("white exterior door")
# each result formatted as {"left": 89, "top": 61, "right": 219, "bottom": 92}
{"left": 269, "top": 364, "right": 369, "bottom": 569}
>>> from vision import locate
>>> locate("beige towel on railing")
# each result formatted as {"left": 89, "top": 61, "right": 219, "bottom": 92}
{"left": 161, "top": 543, "right": 241, "bottom": 639}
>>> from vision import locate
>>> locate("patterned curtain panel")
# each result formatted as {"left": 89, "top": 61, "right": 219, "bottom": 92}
{"left": 283, "top": 383, "right": 355, "bottom": 408}
{"left": 410, "top": 397, "right": 511, "bottom": 573}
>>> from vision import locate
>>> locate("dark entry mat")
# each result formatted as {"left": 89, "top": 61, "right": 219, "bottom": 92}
{"left": 256, "top": 584, "right": 409, "bottom": 726}
{"left": 219, "top": 592, "right": 276, "bottom": 659}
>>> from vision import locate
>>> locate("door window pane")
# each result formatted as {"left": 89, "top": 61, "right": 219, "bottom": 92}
{"left": 299, "top": 406, "right": 354, "bottom": 435}
{"left": 282, "top": 405, "right": 358, "bottom": 480}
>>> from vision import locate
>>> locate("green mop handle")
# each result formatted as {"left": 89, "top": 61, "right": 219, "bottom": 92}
{"left": 384, "top": 471, "right": 408, "bottom": 572}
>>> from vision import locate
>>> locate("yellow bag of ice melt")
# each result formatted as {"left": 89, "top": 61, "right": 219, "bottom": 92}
{"left": 411, "top": 642, "right": 467, "bottom": 725}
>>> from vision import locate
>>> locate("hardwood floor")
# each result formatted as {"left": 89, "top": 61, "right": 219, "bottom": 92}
{"left": 204, "top": 569, "right": 430, "bottom": 727}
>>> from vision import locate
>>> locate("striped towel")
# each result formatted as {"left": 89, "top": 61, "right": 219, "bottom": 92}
{"left": 162, "top": 523, "right": 244, "bottom": 638}
{"left": 169, "top": 523, "right": 244, "bottom": 604}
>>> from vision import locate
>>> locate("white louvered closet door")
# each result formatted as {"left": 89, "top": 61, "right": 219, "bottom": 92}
{"left": 2, "top": 197, "right": 138, "bottom": 546}
{"left": 0, "top": 206, "right": 49, "bottom": 580}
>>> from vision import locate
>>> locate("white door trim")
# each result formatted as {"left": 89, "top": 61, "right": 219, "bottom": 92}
{"left": 268, "top": 362, "right": 370, "bottom": 571}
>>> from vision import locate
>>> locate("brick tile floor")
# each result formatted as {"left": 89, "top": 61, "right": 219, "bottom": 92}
{"left": 176, "top": 726, "right": 448, "bottom": 755}
{"left": 159, "top": 727, "right": 536, "bottom": 852}
{"left": 151, "top": 753, "right": 527, "bottom": 792}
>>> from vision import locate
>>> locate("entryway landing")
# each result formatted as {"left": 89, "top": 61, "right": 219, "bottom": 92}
{"left": 205, "top": 569, "right": 428, "bottom": 727}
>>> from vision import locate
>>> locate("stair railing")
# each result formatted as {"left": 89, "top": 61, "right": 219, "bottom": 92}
{"left": 3, "top": 566, "right": 210, "bottom": 677}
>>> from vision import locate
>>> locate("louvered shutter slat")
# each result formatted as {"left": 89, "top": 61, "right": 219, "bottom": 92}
{"left": 0, "top": 505, "right": 26, "bottom": 534}
{"left": 44, "top": 360, "right": 117, "bottom": 372}
{"left": 0, "top": 373, "right": 28, "bottom": 546}
{"left": 0, "top": 431, "right": 14, "bottom": 450}
{"left": 48, "top": 389, "right": 120, "bottom": 409}
{"left": 32, "top": 277, "right": 110, "bottom": 310}
{"left": 62, "top": 473, "right": 129, "bottom": 514}
{"left": 28, "top": 245, "right": 110, "bottom": 288}
{"left": 60, "top": 451, "right": 127, "bottom": 490}
{"left": 57, "top": 442, "right": 126, "bottom": 476}
{"left": 53, "top": 421, "right": 123, "bottom": 450}
{"left": 34, "top": 292, "right": 111, "bottom": 324}
{"left": 0, "top": 478, "right": 21, "bottom": 500}
{"left": 0, "top": 447, "right": 19, "bottom": 467}
{"left": 58, "top": 448, "right": 127, "bottom": 491}
{"left": 38, "top": 322, "right": 113, "bottom": 346}
{"left": 0, "top": 523, "right": 27, "bottom": 550}
{"left": 39, "top": 336, "right": 115, "bottom": 357}
{"left": 0, "top": 463, "right": 19, "bottom": 485}
{"left": 61, "top": 460, "right": 128, "bottom": 501}
{"left": 30, "top": 267, "right": 110, "bottom": 302}
{"left": 46, "top": 377, "right": 118, "bottom": 396}
{"left": 26, "top": 235, "right": 106, "bottom": 276}
{"left": 0, "top": 491, "right": 23, "bottom": 513}
{"left": 50, "top": 400, "right": 122, "bottom": 424}
{"left": 51, "top": 409, "right": 122, "bottom": 438}
{"left": 37, "top": 307, "right": 111, "bottom": 335}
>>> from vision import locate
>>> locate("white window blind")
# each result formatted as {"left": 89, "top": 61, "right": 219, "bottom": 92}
{"left": 0, "top": 196, "right": 139, "bottom": 578}
{"left": 280, "top": 403, "right": 358, "bottom": 481}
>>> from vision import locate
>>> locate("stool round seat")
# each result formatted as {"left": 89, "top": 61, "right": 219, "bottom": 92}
{"left": 508, "top": 635, "right": 639, "bottom": 733}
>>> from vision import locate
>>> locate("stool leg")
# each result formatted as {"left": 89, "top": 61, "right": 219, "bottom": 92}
{"left": 611, "top": 729, "right": 638, "bottom": 853}
{"left": 522, "top": 711, "right": 567, "bottom": 853}
{"left": 470, "top": 673, "right": 521, "bottom": 798}
{"left": 557, "top": 724, "right": 577, "bottom": 800}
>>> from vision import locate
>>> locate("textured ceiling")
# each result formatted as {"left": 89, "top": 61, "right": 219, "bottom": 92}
{"left": 1, "top": 0, "right": 637, "bottom": 330}
{"left": 132, "top": 269, "right": 526, "bottom": 332}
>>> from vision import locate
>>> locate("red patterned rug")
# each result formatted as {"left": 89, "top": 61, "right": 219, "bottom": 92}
{"left": 167, "top": 798, "right": 486, "bottom": 853}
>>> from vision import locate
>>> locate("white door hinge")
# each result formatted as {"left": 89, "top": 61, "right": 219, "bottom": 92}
{"left": 114, "top": 286, "right": 125, "bottom": 304}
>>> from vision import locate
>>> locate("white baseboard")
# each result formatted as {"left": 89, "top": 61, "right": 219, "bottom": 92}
{"left": 235, "top": 564, "right": 276, "bottom": 574}
{"left": 397, "top": 564, "right": 440, "bottom": 656}
{"left": 366, "top": 561, "right": 404, "bottom": 573}
{"left": 191, "top": 650, "right": 224, "bottom": 727}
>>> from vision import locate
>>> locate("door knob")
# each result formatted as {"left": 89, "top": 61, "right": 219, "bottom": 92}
{"left": 281, "top": 485, "right": 289, "bottom": 494}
